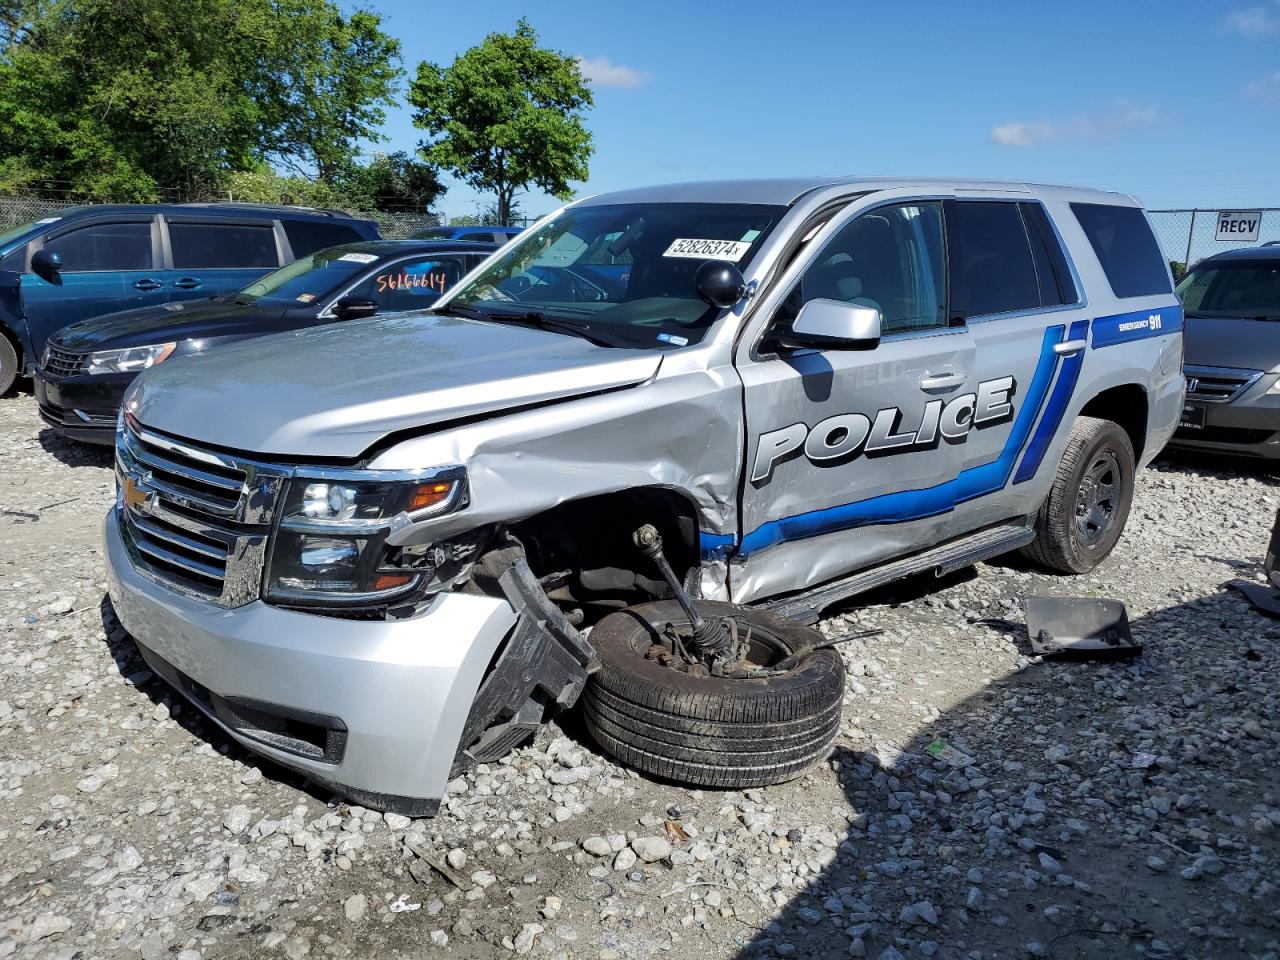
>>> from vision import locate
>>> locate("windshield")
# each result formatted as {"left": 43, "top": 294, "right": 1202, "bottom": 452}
{"left": 1177, "top": 259, "right": 1280, "bottom": 319}
{"left": 238, "top": 246, "right": 380, "bottom": 305}
{"left": 444, "top": 202, "right": 786, "bottom": 348}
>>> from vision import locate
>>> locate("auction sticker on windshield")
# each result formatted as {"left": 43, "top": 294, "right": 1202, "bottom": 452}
{"left": 663, "top": 238, "right": 752, "bottom": 261}
{"left": 338, "top": 252, "right": 379, "bottom": 264}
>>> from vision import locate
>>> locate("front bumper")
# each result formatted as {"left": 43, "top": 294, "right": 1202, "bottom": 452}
{"left": 34, "top": 369, "right": 134, "bottom": 444}
{"left": 1168, "top": 374, "right": 1280, "bottom": 459}
{"left": 104, "top": 509, "right": 519, "bottom": 813}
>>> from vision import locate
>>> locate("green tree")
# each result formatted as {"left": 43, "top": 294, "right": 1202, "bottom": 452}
{"left": 330, "top": 152, "right": 445, "bottom": 212}
{"left": 0, "top": 0, "right": 402, "bottom": 201}
{"left": 408, "top": 18, "right": 592, "bottom": 225}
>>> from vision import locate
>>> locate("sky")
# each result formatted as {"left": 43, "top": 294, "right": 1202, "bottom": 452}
{"left": 364, "top": 0, "right": 1280, "bottom": 222}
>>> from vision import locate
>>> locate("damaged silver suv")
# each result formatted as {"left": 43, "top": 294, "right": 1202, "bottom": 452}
{"left": 105, "top": 178, "right": 1184, "bottom": 814}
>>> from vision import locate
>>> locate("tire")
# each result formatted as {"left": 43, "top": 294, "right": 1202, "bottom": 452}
{"left": 0, "top": 334, "right": 18, "bottom": 397}
{"left": 1021, "top": 415, "right": 1136, "bottom": 574}
{"left": 582, "top": 599, "right": 845, "bottom": 788}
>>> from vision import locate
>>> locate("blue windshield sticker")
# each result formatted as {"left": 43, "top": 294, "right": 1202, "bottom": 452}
{"left": 657, "top": 332, "right": 689, "bottom": 346}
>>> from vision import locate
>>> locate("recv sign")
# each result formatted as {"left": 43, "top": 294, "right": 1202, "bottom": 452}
{"left": 1216, "top": 210, "right": 1263, "bottom": 242}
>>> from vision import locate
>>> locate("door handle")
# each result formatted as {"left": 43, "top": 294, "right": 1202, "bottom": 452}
{"left": 133, "top": 279, "right": 162, "bottom": 292}
{"left": 919, "top": 372, "right": 965, "bottom": 392}
{"left": 172, "top": 278, "right": 202, "bottom": 290}
{"left": 1054, "top": 339, "right": 1088, "bottom": 356}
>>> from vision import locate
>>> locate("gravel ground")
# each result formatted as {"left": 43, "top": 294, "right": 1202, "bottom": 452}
{"left": 2, "top": 388, "right": 1279, "bottom": 960}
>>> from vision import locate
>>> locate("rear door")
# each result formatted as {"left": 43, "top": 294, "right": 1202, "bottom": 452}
{"left": 21, "top": 215, "right": 162, "bottom": 358}
{"left": 942, "top": 198, "right": 1091, "bottom": 537}
{"left": 160, "top": 216, "right": 283, "bottom": 303}
{"left": 733, "top": 198, "right": 976, "bottom": 603}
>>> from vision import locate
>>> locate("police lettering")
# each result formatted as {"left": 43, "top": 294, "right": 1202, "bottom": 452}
{"left": 751, "top": 376, "right": 1017, "bottom": 484}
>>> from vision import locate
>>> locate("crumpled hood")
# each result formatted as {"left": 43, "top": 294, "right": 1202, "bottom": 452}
{"left": 128, "top": 312, "right": 663, "bottom": 458}
{"left": 1184, "top": 314, "right": 1280, "bottom": 372}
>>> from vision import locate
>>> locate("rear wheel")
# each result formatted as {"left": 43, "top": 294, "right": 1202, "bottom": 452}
{"left": 583, "top": 600, "right": 845, "bottom": 788}
{"left": 1021, "top": 416, "right": 1135, "bottom": 574}
{"left": 0, "top": 335, "right": 18, "bottom": 396}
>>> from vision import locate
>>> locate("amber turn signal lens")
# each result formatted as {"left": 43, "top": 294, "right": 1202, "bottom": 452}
{"left": 371, "top": 572, "right": 414, "bottom": 592}
{"left": 407, "top": 481, "right": 454, "bottom": 513}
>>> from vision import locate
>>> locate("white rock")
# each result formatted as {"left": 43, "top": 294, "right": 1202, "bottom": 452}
{"left": 343, "top": 893, "right": 366, "bottom": 922}
{"left": 631, "top": 837, "right": 672, "bottom": 862}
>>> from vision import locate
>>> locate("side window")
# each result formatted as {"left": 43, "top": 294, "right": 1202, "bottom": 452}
{"left": 168, "top": 221, "right": 279, "bottom": 269}
{"left": 0, "top": 244, "right": 25, "bottom": 273}
{"left": 1070, "top": 203, "right": 1172, "bottom": 298}
{"left": 346, "top": 257, "right": 466, "bottom": 312}
{"left": 944, "top": 201, "right": 1040, "bottom": 320}
{"left": 779, "top": 202, "right": 947, "bottom": 335}
{"left": 42, "top": 222, "right": 152, "bottom": 272}
{"left": 1021, "top": 203, "right": 1079, "bottom": 306}
{"left": 283, "top": 220, "right": 364, "bottom": 258}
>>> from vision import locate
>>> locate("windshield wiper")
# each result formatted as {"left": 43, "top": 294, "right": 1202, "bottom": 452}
{"left": 431, "top": 303, "right": 489, "bottom": 321}
{"left": 481, "top": 309, "right": 622, "bottom": 348}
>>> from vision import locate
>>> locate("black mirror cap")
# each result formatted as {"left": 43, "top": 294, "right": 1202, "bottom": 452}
{"left": 31, "top": 249, "right": 62, "bottom": 276}
{"left": 334, "top": 295, "right": 378, "bottom": 319}
{"left": 695, "top": 260, "right": 746, "bottom": 309}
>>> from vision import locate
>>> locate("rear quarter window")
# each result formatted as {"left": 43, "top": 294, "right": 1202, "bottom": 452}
{"left": 283, "top": 220, "right": 366, "bottom": 258}
{"left": 1070, "top": 203, "right": 1171, "bottom": 298}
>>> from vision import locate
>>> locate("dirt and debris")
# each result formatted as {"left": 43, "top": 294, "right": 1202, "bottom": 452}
{"left": 2, "top": 390, "right": 1279, "bottom": 959}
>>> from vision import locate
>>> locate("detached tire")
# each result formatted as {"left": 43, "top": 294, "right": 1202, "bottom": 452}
{"left": 583, "top": 600, "right": 845, "bottom": 788}
{"left": 0, "top": 335, "right": 18, "bottom": 397}
{"left": 1021, "top": 415, "right": 1135, "bottom": 574}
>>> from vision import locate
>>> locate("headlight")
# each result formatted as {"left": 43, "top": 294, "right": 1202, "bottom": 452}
{"left": 87, "top": 342, "right": 177, "bottom": 376}
{"left": 265, "top": 471, "right": 471, "bottom": 607}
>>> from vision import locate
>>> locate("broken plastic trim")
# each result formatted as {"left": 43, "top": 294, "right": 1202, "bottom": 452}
{"left": 451, "top": 559, "right": 601, "bottom": 771}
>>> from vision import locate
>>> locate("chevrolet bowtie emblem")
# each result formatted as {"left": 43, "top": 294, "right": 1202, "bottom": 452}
{"left": 122, "top": 473, "right": 155, "bottom": 514}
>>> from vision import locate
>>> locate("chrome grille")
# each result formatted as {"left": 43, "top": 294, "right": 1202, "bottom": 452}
{"left": 115, "top": 420, "right": 289, "bottom": 607}
{"left": 43, "top": 344, "right": 87, "bottom": 377}
{"left": 1184, "top": 365, "right": 1263, "bottom": 404}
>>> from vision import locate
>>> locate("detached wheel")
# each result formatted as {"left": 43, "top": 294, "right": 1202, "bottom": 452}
{"left": 0, "top": 335, "right": 18, "bottom": 396}
{"left": 583, "top": 600, "right": 845, "bottom": 788}
{"left": 1021, "top": 415, "right": 1135, "bottom": 574}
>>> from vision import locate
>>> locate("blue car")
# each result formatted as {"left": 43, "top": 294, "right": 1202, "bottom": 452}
{"left": 412, "top": 224, "right": 523, "bottom": 244}
{"left": 0, "top": 202, "right": 379, "bottom": 394}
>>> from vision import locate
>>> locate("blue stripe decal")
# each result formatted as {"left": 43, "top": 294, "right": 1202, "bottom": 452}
{"left": 699, "top": 531, "right": 737, "bottom": 561}
{"left": 1090, "top": 305, "right": 1182, "bottom": 349}
{"left": 733, "top": 324, "right": 1067, "bottom": 559}
{"left": 1012, "top": 318, "right": 1090, "bottom": 485}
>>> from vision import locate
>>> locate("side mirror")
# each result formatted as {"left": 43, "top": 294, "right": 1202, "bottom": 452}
{"left": 695, "top": 260, "right": 746, "bottom": 309}
{"left": 31, "top": 249, "right": 62, "bottom": 279}
{"left": 333, "top": 295, "right": 378, "bottom": 320}
{"left": 777, "top": 298, "right": 881, "bottom": 351}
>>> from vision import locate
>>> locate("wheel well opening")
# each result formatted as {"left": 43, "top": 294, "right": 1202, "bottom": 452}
{"left": 505, "top": 488, "right": 700, "bottom": 622}
{"left": 1080, "top": 384, "right": 1148, "bottom": 462}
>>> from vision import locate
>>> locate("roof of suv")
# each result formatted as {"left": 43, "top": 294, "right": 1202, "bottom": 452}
{"left": 1196, "top": 244, "right": 1280, "bottom": 264}
{"left": 44, "top": 202, "right": 369, "bottom": 222}
{"left": 576, "top": 176, "right": 1132, "bottom": 208}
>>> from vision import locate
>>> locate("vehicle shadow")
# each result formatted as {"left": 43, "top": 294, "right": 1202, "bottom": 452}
{"left": 98, "top": 594, "right": 342, "bottom": 810}
{"left": 732, "top": 587, "right": 1280, "bottom": 960}
{"left": 38, "top": 427, "right": 113, "bottom": 468}
{"left": 1153, "top": 449, "right": 1280, "bottom": 483}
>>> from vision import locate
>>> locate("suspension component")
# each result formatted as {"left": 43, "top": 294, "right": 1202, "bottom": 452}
{"left": 632, "top": 524, "right": 736, "bottom": 664}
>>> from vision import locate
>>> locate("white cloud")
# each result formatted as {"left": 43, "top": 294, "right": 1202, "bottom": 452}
{"left": 990, "top": 102, "right": 1160, "bottom": 148}
{"left": 1244, "top": 69, "right": 1280, "bottom": 103}
{"left": 576, "top": 56, "right": 649, "bottom": 89}
{"left": 1225, "top": 3, "right": 1280, "bottom": 35}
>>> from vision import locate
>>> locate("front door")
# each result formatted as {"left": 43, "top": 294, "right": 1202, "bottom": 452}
{"left": 733, "top": 200, "right": 976, "bottom": 603}
{"left": 21, "top": 216, "right": 163, "bottom": 357}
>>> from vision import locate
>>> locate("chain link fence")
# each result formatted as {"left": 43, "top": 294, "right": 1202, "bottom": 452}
{"left": 1147, "top": 208, "right": 1280, "bottom": 277}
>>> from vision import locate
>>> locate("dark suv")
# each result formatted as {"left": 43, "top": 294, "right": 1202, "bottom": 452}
{"left": 0, "top": 203, "right": 379, "bottom": 394}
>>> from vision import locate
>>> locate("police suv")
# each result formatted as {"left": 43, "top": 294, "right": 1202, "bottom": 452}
{"left": 105, "top": 178, "right": 1184, "bottom": 814}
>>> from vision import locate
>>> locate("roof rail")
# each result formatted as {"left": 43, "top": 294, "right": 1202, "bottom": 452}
{"left": 174, "top": 201, "right": 353, "bottom": 218}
